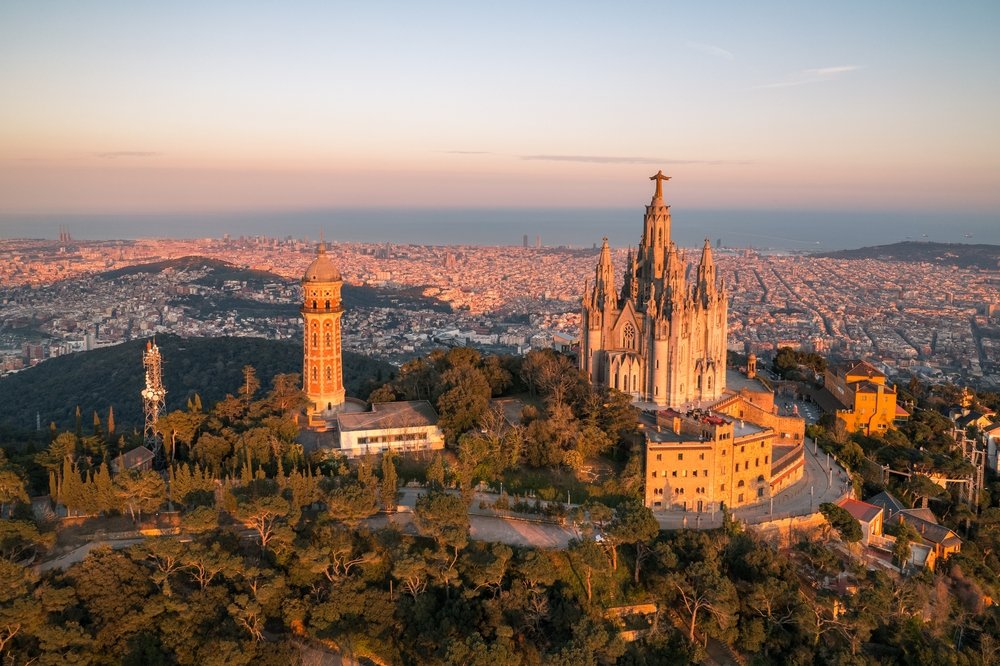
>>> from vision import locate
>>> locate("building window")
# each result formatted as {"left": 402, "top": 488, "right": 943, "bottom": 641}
{"left": 757, "top": 488, "right": 765, "bottom": 498}
{"left": 699, "top": 452, "right": 705, "bottom": 460}
{"left": 678, "top": 453, "right": 683, "bottom": 461}
{"left": 765, "top": 455, "right": 769, "bottom": 464}
{"left": 703, "top": 469, "right": 708, "bottom": 476}
{"left": 682, "top": 470, "right": 688, "bottom": 477}
{"left": 693, "top": 470, "right": 698, "bottom": 477}
{"left": 623, "top": 323, "right": 636, "bottom": 349}
{"left": 740, "top": 446, "right": 745, "bottom": 453}
{"left": 672, "top": 471, "right": 677, "bottom": 478}
{"left": 325, "top": 366, "right": 332, "bottom": 381}
{"left": 654, "top": 501, "right": 662, "bottom": 507}
{"left": 738, "top": 480, "right": 745, "bottom": 488}
{"left": 738, "top": 493, "right": 744, "bottom": 503}
{"left": 311, "top": 367, "right": 318, "bottom": 381}
{"left": 721, "top": 484, "right": 726, "bottom": 491}
{"left": 312, "top": 332, "right": 318, "bottom": 347}
{"left": 652, "top": 471, "right": 657, "bottom": 478}
{"left": 735, "top": 463, "right": 740, "bottom": 472}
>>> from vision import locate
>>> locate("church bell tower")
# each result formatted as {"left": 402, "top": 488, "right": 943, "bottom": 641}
{"left": 302, "top": 242, "right": 345, "bottom": 424}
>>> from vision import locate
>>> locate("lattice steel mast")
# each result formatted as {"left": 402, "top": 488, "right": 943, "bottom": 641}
{"left": 141, "top": 339, "right": 166, "bottom": 456}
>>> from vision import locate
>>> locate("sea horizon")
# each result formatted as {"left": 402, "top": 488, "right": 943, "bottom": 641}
{"left": 1, "top": 207, "right": 998, "bottom": 252}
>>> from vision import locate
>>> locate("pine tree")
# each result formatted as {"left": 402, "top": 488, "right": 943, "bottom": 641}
{"left": 93, "top": 463, "right": 116, "bottom": 514}
{"left": 48, "top": 470, "right": 58, "bottom": 503}
{"left": 92, "top": 411, "right": 102, "bottom": 437}
{"left": 381, "top": 450, "right": 399, "bottom": 511}
{"left": 358, "top": 450, "right": 374, "bottom": 487}
{"left": 107, "top": 406, "right": 115, "bottom": 439}
{"left": 427, "top": 452, "right": 446, "bottom": 489}
{"left": 75, "top": 406, "right": 82, "bottom": 438}
{"left": 240, "top": 365, "right": 260, "bottom": 406}
{"left": 60, "top": 457, "right": 83, "bottom": 516}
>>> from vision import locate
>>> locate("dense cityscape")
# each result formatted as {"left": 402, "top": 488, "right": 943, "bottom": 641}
{"left": 3, "top": 234, "right": 998, "bottom": 388}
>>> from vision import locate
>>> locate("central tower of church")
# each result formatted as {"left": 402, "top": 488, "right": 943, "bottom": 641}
{"left": 580, "top": 172, "right": 728, "bottom": 406}
{"left": 302, "top": 242, "right": 345, "bottom": 422}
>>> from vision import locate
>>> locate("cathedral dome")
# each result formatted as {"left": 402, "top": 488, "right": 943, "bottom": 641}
{"left": 303, "top": 243, "right": 342, "bottom": 282}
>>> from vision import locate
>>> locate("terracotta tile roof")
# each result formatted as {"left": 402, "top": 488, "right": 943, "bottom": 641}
{"left": 837, "top": 498, "right": 882, "bottom": 523}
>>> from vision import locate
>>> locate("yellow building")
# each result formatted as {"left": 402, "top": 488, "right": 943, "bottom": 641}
{"left": 644, "top": 408, "right": 775, "bottom": 512}
{"left": 823, "top": 361, "right": 907, "bottom": 436}
{"left": 301, "top": 242, "right": 346, "bottom": 427}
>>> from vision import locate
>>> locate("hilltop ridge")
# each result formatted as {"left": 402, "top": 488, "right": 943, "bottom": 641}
{"left": 814, "top": 241, "right": 1000, "bottom": 270}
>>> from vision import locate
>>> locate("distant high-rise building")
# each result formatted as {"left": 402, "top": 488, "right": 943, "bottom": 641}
{"left": 523, "top": 234, "right": 529, "bottom": 248}
{"left": 535, "top": 235, "right": 541, "bottom": 249}
{"left": 302, "top": 242, "right": 345, "bottom": 424}
{"left": 581, "top": 171, "right": 728, "bottom": 406}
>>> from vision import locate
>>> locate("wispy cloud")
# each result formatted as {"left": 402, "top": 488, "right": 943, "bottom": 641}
{"left": 519, "top": 155, "right": 752, "bottom": 166}
{"left": 755, "top": 65, "right": 863, "bottom": 89}
{"left": 685, "top": 41, "right": 734, "bottom": 61}
{"left": 95, "top": 151, "right": 162, "bottom": 159}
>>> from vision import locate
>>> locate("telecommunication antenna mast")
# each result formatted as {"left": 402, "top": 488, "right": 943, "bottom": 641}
{"left": 141, "top": 339, "right": 166, "bottom": 456}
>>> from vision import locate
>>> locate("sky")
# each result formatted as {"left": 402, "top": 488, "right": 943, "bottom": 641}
{"left": 1, "top": 1, "right": 999, "bottom": 216}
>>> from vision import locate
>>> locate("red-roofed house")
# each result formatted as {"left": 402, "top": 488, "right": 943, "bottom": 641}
{"left": 837, "top": 497, "right": 884, "bottom": 546}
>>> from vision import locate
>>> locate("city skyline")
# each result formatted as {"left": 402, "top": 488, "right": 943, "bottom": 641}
{"left": 1, "top": 1, "right": 999, "bottom": 220}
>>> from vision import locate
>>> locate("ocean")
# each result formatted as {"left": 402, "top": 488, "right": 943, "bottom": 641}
{"left": 1, "top": 208, "right": 998, "bottom": 251}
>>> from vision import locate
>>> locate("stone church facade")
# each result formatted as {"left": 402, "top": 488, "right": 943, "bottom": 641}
{"left": 580, "top": 172, "right": 728, "bottom": 407}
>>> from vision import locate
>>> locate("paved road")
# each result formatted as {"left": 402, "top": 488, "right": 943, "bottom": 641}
{"left": 34, "top": 538, "right": 143, "bottom": 573}
{"left": 390, "top": 487, "right": 577, "bottom": 548}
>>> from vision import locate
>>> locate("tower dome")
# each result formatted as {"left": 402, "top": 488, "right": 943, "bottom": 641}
{"left": 303, "top": 243, "right": 342, "bottom": 283}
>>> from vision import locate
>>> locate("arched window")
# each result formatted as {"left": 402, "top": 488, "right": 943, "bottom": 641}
{"left": 324, "top": 332, "right": 332, "bottom": 347}
{"left": 311, "top": 367, "right": 318, "bottom": 381}
{"left": 707, "top": 376, "right": 713, "bottom": 390}
{"left": 325, "top": 300, "right": 330, "bottom": 309}
{"left": 312, "top": 300, "right": 317, "bottom": 309}
{"left": 312, "top": 332, "right": 318, "bottom": 347}
{"left": 325, "top": 366, "right": 332, "bottom": 380}
{"left": 622, "top": 323, "right": 635, "bottom": 349}
{"left": 737, "top": 480, "right": 745, "bottom": 488}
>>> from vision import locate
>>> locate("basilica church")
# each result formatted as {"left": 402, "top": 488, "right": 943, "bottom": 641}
{"left": 580, "top": 171, "right": 728, "bottom": 407}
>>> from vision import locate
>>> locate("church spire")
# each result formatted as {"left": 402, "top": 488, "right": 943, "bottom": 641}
{"left": 697, "top": 238, "right": 717, "bottom": 302}
{"left": 594, "top": 237, "right": 616, "bottom": 311}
